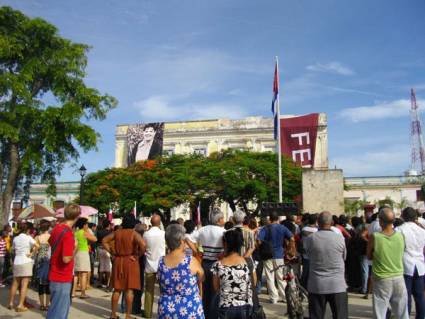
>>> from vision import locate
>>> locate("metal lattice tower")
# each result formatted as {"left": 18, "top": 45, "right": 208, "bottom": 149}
{"left": 410, "top": 88, "right": 425, "bottom": 174}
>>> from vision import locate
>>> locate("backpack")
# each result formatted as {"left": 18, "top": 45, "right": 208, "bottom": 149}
{"left": 258, "top": 225, "right": 274, "bottom": 261}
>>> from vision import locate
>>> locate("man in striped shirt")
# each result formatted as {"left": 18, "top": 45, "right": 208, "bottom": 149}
{"left": 192, "top": 208, "right": 226, "bottom": 319}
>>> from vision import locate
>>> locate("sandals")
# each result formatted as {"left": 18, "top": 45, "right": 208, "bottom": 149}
{"left": 7, "top": 304, "right": 13, "bottom": 310}
{"left": 16, "top": 306, "right": 28, "bottom": 312}
{"left": 79, "top": 295, "right": 90, "bottom": 299}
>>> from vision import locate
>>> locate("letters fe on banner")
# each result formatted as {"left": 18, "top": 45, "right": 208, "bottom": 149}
{"left": 280, "top": 113, "right": 319, "bottom": 168}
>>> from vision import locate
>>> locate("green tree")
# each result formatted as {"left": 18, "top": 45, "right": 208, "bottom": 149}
{"left": 376, "top": 196, "right": 395, "bottom": 209}
{"left": 396, "top": 197, "right": 409, "bottom": 210}
{"left": 207, "top": 150, "right": 301, "bottom": 214}
{"left": 82, "top": 150, "right": 302, "bottom": 219}
{"left": 344, "top": 198, "right": 368, "bottom": 216}
{"left": 0, "top": 7, "right": 117, "bottom": 225}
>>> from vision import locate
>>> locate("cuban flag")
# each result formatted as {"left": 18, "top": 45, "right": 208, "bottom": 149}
{"left": 107, "top": 207, "right": 113, "bottom": 222}
{"left": 132, "top": 201, "right": 137, "bottom": 217}
{"left": 271, "top": 61, "right": 279, "bottom": 139}
{"left": 196, "top": 202, "right": 201, "bottom": 225}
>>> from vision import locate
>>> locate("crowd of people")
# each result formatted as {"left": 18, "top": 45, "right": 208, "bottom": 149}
{"left": 0, "top": 203, "right": 424, "bottom": 319}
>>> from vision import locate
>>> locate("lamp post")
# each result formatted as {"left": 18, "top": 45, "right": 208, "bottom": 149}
{"left": 79, "top": 164, "right": 87, "bottom": 205}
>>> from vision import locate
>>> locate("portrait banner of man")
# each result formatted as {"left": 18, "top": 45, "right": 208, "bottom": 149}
{"left": 127, "top": 122, "right": 164, "bottom": 166}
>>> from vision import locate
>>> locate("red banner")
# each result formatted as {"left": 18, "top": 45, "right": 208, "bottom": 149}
{"left": 280, "top": 113, "right": 319, "bottom": 168}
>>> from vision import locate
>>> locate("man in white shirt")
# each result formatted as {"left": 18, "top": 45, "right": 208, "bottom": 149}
{"left": 192, "top": 208, "right": 225, "bottom": 319}
{"left": 142, "top": 214, "right": 165, "bottom": 319}
{"left": 396, "top": 207, "right": 425, "bottom": 319}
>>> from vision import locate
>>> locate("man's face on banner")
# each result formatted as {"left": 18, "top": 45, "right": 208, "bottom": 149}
{"left": 143, "top": 126, "right": 156, "bottom": 142}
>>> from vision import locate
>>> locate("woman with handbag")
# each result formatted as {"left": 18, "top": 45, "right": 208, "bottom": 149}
{"left": 35, "top": 220, "right": 51, "bottom": 311}
{"left": 212, "top": 228, "right": 256, "bottom": 319}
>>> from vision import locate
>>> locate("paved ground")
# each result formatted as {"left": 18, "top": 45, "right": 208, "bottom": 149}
{"left": 0, "top": 284, "right": 386, "bottom": 319}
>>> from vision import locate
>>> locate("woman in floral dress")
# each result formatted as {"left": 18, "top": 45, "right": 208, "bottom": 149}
{"left": 157, "top": 224, "right": 204, "bottom": 319}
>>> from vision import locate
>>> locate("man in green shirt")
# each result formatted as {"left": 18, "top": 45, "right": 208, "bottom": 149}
{"left": 367, "top": 208, "right": 408, "bottom": 319}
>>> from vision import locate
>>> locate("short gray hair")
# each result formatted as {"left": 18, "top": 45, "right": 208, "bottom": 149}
{"left": 233, "top": 210, "right": 246, "bottom": 224}
{"left": 211, "top": 208, "right": 224, "bottom": 225}
{"left": 318, "top": 211, "right": 332, "bottom": 227}
{"left": 165, "top": 224, "right": 186, "bottom": 251}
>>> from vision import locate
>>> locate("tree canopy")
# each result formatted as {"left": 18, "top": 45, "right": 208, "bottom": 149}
{"left": 82, "top": 150, "right": 302, "bottom": 220}
{"left": 0, "top": 7, "right": 117, "bottom": 225}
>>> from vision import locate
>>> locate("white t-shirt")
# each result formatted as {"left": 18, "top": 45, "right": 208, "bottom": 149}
{"left": 185, "top": 229, "right": 198, "bottom": 243}
{"left": 368, "top": 220, "right": 382, "bottom": 236}
{"left": 396, "top": 222, "right": 425, "bottom": 276}
{"left": 12, "top": 233, "right": 36, "bottom": 265}
{"left": 143, "top": 226, "right": 166, "bottom": 273}
{"left": 331, "top": 226, "right": 343, "bottom": 237}
{"left": 192, "top": 225, "right": 225, "bottom": 261}
{"left": 418, "top": 217, "right": 425, "bottom": 228}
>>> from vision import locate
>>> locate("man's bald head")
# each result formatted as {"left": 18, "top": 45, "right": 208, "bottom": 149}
{"left": 151, "top": 214, "right": 161, "bottom": 227}
{"left": 378, "top": 207, "right": 395, "bottom": 227}
{"left": 318, "top": 211, "right": 333, "bottom": 229}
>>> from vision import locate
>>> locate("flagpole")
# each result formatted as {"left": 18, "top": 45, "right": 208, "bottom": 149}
{"left": 276, "top": 56, "right": 283, "bottom": 203}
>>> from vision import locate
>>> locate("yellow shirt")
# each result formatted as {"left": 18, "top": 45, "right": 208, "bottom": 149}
{"left": 5, "top": 235, "right": 11, "bottom": 252}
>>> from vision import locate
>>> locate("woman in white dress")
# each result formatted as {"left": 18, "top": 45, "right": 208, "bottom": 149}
{"left": 8, "top": 222, "right": 39, "bottom": 312}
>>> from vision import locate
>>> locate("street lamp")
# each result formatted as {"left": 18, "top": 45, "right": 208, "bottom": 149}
{"left": 79, "top": 164, "right": 87, "bottom": 205}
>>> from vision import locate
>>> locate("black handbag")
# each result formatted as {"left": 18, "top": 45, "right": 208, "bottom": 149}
{"left": 245, "top": 258, "right": 266, "bottom": 319}
{"left": 258, "top": 225, "right": 274, "bottom": 261}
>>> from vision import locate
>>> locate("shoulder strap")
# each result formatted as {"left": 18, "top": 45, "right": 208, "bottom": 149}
{"left": 51, "top": 227, "right": 70, "bottom": 256}
{"left": 267, "top": 224, "right": 273, "bottom": 241}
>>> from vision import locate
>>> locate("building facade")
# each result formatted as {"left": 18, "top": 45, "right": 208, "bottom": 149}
{"left": 115, "top": 115, "right": 329, "bottom": 169}
{"left": 344, "top": 175, "right": 424, "bottom": 215}
{"left": 28, "top": 181, "right": 80, "bottom": 206}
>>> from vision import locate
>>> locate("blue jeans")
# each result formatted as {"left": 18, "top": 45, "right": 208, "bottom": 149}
{"left": 218, "top": 305, "right": 252, "bottom": 319}
{"left": 360, "top": 255, "right": 369, "bottom": 294}
{"left": 47, "top": 281, "right": 72, "bottom": 319}
{"left": 404, "top": 268, "right": 425, "bottom": 319}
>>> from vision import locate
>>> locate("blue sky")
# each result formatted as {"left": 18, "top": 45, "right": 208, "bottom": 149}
{"left": 2, "top": 0, "right": 425, "bottom": 180}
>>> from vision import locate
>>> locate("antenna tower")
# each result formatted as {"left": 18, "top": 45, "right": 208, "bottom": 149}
{"left": 410, "top": 88, "right": 425, "bottom": 174}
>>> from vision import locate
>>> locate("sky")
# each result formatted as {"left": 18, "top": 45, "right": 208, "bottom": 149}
{"left": 2, "top": 0, "right": 425, "bottom": 180}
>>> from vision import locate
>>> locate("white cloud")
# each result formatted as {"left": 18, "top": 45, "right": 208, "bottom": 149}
{"left": 133, "top": 48, "right": 269, "bottom": 98}
{"left": 281, "top": 73, "right": 376, "bottom": 106}
{"left": 306, "top": 62, "right": 355, "bottom": 76}
{"left": 332, "top": 145, "right": 409, "bottom": 176}
{"left": 321, "top": 85, "right": 379, "bottom": 97}
{"left": 134, "top": 95, "right": 247, "bottom": 122}
{"left": 339, "top": 99, "right": 425, "bottom": 122}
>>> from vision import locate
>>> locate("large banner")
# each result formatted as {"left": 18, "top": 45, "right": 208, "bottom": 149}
{"left": 280, "top": 113, "right": 319, "bottom": 168}
{"left": 127, "top": 122, "right": 164, "bottom": 166}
